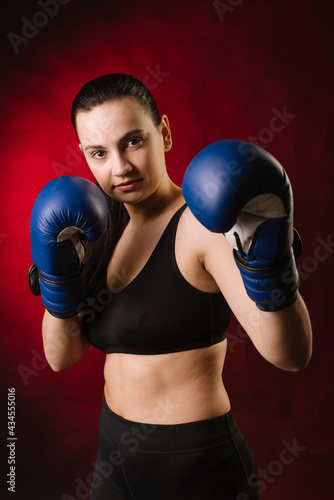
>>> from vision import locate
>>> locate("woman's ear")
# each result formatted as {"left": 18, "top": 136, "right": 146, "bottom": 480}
{"left": 160, "top": 114, "right": 172, "bottom": 151}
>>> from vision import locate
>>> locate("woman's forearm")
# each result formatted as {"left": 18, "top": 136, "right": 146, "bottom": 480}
{"left": 256, "top": 293, "right": 313, "bottom": 371}
{"left": 42, "top": 310, "right": 90, "bottom": 372}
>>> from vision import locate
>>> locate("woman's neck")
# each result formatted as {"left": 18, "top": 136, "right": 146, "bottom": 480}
{"left": 124, "top": 178, "right": 184, "bottom": 228}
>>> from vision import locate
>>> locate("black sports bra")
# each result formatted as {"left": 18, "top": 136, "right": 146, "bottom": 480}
{"left": 83, "top": 204, "right": 232, "bottom": 355}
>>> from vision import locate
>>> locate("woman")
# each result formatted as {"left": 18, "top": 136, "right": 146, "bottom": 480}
{"left": 38, "top": 74, "right": 312, "bottom": 499}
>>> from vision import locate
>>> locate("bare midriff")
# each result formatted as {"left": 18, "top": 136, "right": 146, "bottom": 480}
{"left": 103, "top": 340, "right": 230, "bottom": 425}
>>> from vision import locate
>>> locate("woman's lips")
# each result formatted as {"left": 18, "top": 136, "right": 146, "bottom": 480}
{"left": 115, "top": 179, "right": 143, "bottom": 192}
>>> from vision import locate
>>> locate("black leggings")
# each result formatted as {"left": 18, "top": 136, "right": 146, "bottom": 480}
{"left": 90, "top": 394, "right": 259, "bottom": 500}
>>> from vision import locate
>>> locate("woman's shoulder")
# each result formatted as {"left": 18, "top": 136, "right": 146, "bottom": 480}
{"left": 176, "top": 205, "right": 243, "bottom": 298}
{"left": 176, "top": 205, "right": 233, "bottom": 288}
{"left": 179, "top": 206, "right": 230, "bottom": 252}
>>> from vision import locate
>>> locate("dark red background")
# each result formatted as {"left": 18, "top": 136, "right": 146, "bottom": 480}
{"left": 1, "top": 0, "right": 333, "bottom": 498}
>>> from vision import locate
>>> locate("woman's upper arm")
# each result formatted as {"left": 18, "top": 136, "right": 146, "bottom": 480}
{"left": 199, "top": 226, "right": 262, "bottom": 342}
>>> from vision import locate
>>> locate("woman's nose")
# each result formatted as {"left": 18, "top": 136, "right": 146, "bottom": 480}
{"left": 111, "top": 151, "right": 133, "bottom": 177}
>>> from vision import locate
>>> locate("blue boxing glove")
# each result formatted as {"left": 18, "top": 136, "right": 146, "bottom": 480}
{"left": 182, "top": 140, "right": 301, "bottom": 311}
{"left": 29, "top": 176, "right": 108, "bottom": 318}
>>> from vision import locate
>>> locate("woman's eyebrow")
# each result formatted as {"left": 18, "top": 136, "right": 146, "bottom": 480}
{"left": 119, "top": 128, "right": 145, "bottom": 142}
{"left": 84, "top": 144, "right": 105, "bottom": 151}
{"left": 84, "top": 129, "right": 145, "bottom": 151}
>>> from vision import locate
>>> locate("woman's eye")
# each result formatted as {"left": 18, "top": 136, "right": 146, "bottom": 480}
{"left": 92, "top": 150, "right": 105, "bottom": 159}
{"left": 127, "top": 138, "right": 142, "bottom": 148}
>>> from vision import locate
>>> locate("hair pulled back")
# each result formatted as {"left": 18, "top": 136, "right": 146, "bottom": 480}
{"left": 71, "top": 73, "right": 161, "bottom": 134}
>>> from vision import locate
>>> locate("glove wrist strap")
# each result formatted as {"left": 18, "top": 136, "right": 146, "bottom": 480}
{"left": 28, "top": 264, "right": 86, "bottom": 319}
{"left": 234, "top": 249, "right": 299, "bottom": 311}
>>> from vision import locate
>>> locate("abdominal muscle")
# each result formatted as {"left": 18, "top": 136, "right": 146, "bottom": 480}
{"left": 103, "top": 340, "right": 231, "bottom": 425}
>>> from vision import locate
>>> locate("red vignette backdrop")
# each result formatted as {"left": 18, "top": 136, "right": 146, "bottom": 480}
{"left": 0, "top": 1, "right": 333, "bottom": 499}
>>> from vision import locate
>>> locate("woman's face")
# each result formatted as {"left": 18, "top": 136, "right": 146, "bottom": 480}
{"left": 76, "top": 97, "right": 171, "bottom": 204}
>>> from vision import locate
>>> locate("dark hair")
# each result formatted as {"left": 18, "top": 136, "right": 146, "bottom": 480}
{"left": 71, "top": 73, "right": 161, "bottom": 133}
{"left": 71, "top": 73, "right": 162, "bottom": 295}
